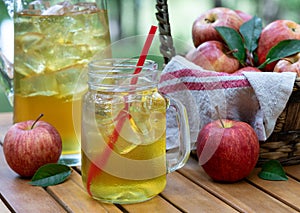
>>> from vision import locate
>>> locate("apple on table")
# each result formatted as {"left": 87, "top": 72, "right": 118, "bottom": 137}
{"left": 196, "top": 119, "right": 259, "bottom": 182}
{"left": 3, "top": 114, "right": 62, "bottom": 178}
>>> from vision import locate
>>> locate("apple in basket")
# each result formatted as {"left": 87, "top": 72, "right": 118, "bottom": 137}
{"left": 232, "top": 66, "right": 261, "bottom": 75}
{"left": 196, "top": 119, "right": 259, "bottom": 182}
{"left": 192, "top": 7, "right": 244, "bottom": 47}
{"left": 234, "top": 10, "right": 252, "bottom": 22}
{"left": 257, "top": 20, "right": 300, "bottom": 71}
{"left": 186, "top": 40, "right": 240, "bottom": 73}
{"left": 274, "top": 52, "right": 300, "bottom": 77}
{"left": 3, "top": 114, "right": 62, "bottom": 178}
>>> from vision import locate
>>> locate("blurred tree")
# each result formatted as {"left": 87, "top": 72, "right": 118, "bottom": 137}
{"left": 0, "top": 0, "right": 13, "bottom": 112}
{"left": 0, "top": 0, "right": 10, "bottom": 22}
{"left": 260, "top": 0, "right": 280, "bottom": 24}
{"left": 214, "top": 0, "right": 222, "bottom": 7}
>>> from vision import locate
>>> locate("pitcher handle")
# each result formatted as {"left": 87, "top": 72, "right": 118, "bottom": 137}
{"left": 165, "top": 96, "right": 191, "bottom": 173}
{"left": 0, "top": 51, "right": 14, "bottom": 106}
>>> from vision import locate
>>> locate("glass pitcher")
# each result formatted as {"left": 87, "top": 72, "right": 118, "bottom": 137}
{"left": 0, "top": 0, "right": 111, "bottom": 166}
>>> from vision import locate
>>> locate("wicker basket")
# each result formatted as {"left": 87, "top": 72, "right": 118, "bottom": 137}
{"left": 155, "top": 0, "right": 300, "bottom": 166}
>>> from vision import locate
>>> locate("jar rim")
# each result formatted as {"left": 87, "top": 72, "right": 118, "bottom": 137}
{"left": 87, "top": 58, "right": 160, "bottom": 91}
{"left": 89, "top": 58, "right": 158, "bottom": 72}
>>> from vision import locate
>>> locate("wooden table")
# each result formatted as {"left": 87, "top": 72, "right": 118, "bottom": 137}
{"left": 1, "top": 112, "right": 300, "bottom": 213}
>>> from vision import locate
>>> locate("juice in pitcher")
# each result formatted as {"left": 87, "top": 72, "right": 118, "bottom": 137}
{"left": 13, "top": 1, "right": 111, "bottom": 165}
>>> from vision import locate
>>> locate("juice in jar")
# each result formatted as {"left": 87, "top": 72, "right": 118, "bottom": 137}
{"left": 13, "top": 3, "right": 111, "bottom": 165}
{"left": 81, "top": 88, "right": 167, "bottom": 203}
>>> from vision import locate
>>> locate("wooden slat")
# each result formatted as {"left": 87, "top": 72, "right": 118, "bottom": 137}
{"left": 247, "top": 168, "right": 300, "bottom": 211}
{"left": 121, "top": 195, "right": 181, "bottom": 213}
{"left": 47, "top": 170, "right": 123, "bottom": 213}
{"left": 161, "top": 172, "right": 238, "bottom": 212}
{"left": 179, "top": 158, "right": 297, "bottom": 212}
{"left": 285, "top": 165, "right": 300, "bottom": 180}
{"left": 0, "top": 148, "right": 66, "bottom": 213}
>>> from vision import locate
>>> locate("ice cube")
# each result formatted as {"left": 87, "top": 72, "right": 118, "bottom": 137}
{"left": 14, "top": 51, "right": 46, "bottom": 77}
{"left": 118, "top": 97, "right": 166, "bottom": 146}
{"left": 91, "top": 97, "right": 139, "bottom": 155}
{"left": 70, "top": 2, "right": 99, "bottom": 14}
{"left": 126, "top": 112, "right": 165, "bottom": 145}
{"left": 19, "top": 73, "right": 59, "bottom": 97}
{"left": 55, "top": 64, "right": 87, "bottom": 100}
{"left": 111, "top": 110, "right": 165, "bottom": 154}
{"left": 40, "top": 1, "right": 99, "bottom": 16}
{"left": 64, "top": 10, "right": 110, "bottom": 49}
{"left": 101, "top": 113, "right": 139, "bottom": 155}
{"left": 18, "top": 32, "right": 46, "bottom": 53}
{"left": 42, "top": 5, "right": 65, "bottom": 15}
{"left": 23, "top": 0, "right": 51, "bottom": 15}
{"left": 63, "top": 44, "right": 93, "bottom": 61}
{"left": 42, "top": 1, "right": 74, "bottom": 15}
{"left": 44, "top": 44, "right": 92, "bottom": 71}
{"left": 14, "top": 16, "right": 41, "bottom": 35}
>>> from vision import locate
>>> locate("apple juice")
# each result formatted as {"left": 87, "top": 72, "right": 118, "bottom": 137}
{"left": 14, "top": 94, "right": 81, "bottom": 155}
{"left": 13, "top": 3, "right": 111, "bottom": 165}
{"left": 81, "top": 88, "right": 168, "bottom": 204}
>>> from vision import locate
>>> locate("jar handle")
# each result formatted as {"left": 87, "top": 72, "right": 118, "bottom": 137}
{"left": 165, "top": 96, "right": 191, "bottom": 173}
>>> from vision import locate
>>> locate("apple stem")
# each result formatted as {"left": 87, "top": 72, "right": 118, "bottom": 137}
{"left": 204, "top": 18, "right": 215, "bottom": 24}
{"left": 215, "top": 106, "right": 225, "bottom": 128}
{"left": 31, "top": 114, "right": 44, "bottom": 129}
{"left": 225, "top": 48, "right": 238, "bottom": 56}
{"left": 283, "top": 58, "right": 294, "bottom": 64}
{"left": 246, "top": 50, "right": 255, "bottom": 67}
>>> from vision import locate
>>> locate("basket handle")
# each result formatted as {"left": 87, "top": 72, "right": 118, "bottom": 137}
{"left": 155, "top": 0, "right": 176, "bottom": 65}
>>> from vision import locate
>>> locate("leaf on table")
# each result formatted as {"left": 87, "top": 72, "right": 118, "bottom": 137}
{"left": 239, "top": 16, "right": 262, "bottom": 53}
{"left": 258, "top": 160, "right": 288, "bottom": 181}
{"left": 29, "top": 163, "right": 72, "bottom": 187}
{"left": 215, "top": 26, "right": 246, "bottom": 65}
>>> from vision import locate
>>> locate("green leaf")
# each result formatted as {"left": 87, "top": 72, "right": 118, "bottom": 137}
{"left": 29, "top": 163, "right": 72, "bottom": 187}
{"left": 259, "top": 39, "right": 300, "bottom": 69}
{"left": 215, "top": 26, "right": 246, "bottom": 64}
{"left": 258, "top": 160, "right": 288, "bottom": 181}
{"left": 0, "top": 1, "right": 10, "bottom": 21}
{"left": 239, "top": 16, "right": 262, "bottom": 53}
{"left": 266, "top": 39, "right": 300, "bottom": 62}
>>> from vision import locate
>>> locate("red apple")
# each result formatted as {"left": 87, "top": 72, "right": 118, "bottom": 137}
{"left": 186, "top": 41, "right": 240, "bottom": 73}
{"left": 196, "top": 119, "right": 259, "bottom": 182}
{"left": 235, "top": 10, "right": 252, "bottom": 22}
{"left": 192, "top": 7, "right": 244, "bottom": 47}
{"left": 274, "top": 52, "right": 300, "bottom": 77}
{"left": 232, "top": 66, "right": 261, "bottom": 75}
{"left": 257, "top": 20, "right": 300, "bottom": 71}
{"left": 3, "top": 114, "right": 62, "bottom": 177}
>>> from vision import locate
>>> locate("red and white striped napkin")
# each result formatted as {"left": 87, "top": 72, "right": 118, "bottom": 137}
{"left": 158, "top": 55, "right": 296, "bottom": 150}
